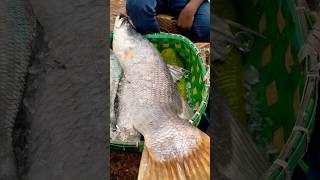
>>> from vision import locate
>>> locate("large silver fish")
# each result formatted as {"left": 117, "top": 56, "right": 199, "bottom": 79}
{"left": 112, "top": 14, "right": 210, "bottom": 179}
{"left": 110, "top": 50, "right": 125, "bottom": 141}
{"left": 110, "top": 50, "right": 121, "bottom": 124}
{"left": 110, "top": 50, "right": 191, "bottom": 143}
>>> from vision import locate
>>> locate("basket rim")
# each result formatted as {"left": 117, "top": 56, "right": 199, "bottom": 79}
{"left": 248, "top": 1, "right": 318, "bottom": 179}
{"left": 109, "top": 33, "right": 210, "bottom": 151}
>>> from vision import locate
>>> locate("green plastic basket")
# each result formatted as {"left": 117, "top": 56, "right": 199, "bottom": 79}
{"left": 214, "top": 0, "right": 318, "bottom": 179}
{"left": 109, "top": 33, "right": 210, "bottom": 152}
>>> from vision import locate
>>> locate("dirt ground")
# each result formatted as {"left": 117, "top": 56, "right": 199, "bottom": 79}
{"left": 110, "top": 151, "right": 141, "bottom": 180}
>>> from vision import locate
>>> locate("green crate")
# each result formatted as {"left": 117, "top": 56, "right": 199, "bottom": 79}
{"left": 109, "top": 33, "right": 210, "bottom": 152}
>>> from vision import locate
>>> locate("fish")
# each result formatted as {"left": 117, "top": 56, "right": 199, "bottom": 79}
{"left": 112, "top": 14, "right": 210, "bottom": 179}
{"left": 110, "top": 50, "right": 121, "bottom": 124}
{"left": 110, "top": 49, "right": 192, "bottom": 144}
{"left": 110, "top": 49, "right": 125, "bottom": 141}
{"left": 0, "top": 0, "right": 39, "bottom": 179}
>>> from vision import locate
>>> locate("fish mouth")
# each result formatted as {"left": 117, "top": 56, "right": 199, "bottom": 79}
{"left": 115, "top": 14, "right": 136, "bottom": 30}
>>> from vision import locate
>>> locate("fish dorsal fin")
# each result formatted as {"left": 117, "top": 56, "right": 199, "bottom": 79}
{"left": 167, "top": 64, "right": 189, "bottom": 83}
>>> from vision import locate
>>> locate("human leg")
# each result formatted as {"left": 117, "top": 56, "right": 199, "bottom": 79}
{"left": 169, "top": 0, "right": 210, "bottom": 42}
{"left": 126, "top": 0, "right": 161, "bottom": 34}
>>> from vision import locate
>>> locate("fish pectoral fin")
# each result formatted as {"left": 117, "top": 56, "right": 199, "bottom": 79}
{"left": 177, "top": 95, "right": 193, "bottom": 120}
{"left": 167, "top": 64, "right": 189, "bottom": 83}
{"left": 138, "top": 132, "right": 210, "bottom": 180}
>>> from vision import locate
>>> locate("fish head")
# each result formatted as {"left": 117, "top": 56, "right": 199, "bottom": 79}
{"left": 112, "top": 14, "right": 153, "bottom": 71}
{"left": 114, "top": 14, "right": 136, "bottom": 31}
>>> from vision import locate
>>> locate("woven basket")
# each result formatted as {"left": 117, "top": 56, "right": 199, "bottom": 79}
{"left": 110, "top": 33, "right": 210, "bottom": 152}
{"left": 213, "top": 0, "right": 318, "bottom": 179}
{"left": 156, "top": 14, "right": 180, "bottom": 34}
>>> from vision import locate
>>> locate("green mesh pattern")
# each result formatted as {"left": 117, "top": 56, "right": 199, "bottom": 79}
{"left": 213, "top": 0, "right": 317, "bottom": 178}
{"left": 110, "top": 33, "right": 209, "bottom": 152}
{"left": 236, "top": 0, "right": 318, "bottom": 179}
{"left": 239, "top": 0, "right": 305, "bottom": 146}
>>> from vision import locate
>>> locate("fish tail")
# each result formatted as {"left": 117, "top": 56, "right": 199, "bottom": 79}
{"left": 138, "top": 131, "right": 210, "bottom": 180}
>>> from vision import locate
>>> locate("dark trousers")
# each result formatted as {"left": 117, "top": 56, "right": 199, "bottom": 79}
{"left": 126, "top": 0, "right": 210, "bottom": 42}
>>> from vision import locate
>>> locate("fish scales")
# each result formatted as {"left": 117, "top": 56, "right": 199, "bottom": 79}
{"left": 0, "top": 0, "right": 39, "bottom": 179}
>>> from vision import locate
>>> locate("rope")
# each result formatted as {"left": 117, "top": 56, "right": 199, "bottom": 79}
{"left": 293, "top": 125, "right": 310, "bottom": 152}
{"left": 274, "top": 159, "right": 291, "bottom": 180}
{"left": 306, "top": 62, "right": 320, "bottom": 78}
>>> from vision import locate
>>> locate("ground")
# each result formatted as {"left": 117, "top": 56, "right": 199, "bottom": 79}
{"left": 110, "top": 151, "right": 140, "bottom": 180}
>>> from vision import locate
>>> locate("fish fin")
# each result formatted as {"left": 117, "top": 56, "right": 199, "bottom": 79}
{"left": 138, "top": 132, "right": 210, "bottom": 180}
{"left": 167, "top": 64, "right": 189, "bottom": 83}
{"left": 178, "top": 95, "right": 193, "bottom": 120}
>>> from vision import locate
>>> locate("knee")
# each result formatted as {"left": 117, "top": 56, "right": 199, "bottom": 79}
{"left": 193, "top": 19, "right": 210, "bottom": 42}
{"left": 192, "top": 3, "right": 210, "bottom": 41}
{"left": 126, "top": 0, "right": 156, "bottom": 17}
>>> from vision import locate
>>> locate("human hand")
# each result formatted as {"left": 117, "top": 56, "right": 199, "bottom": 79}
{"left": 177, "top": 2, "right": 198, "bottom": 31}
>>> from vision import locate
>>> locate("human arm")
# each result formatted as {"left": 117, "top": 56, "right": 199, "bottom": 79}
{"left": 177, "top": 0, "right": 205, "bottom": 30}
